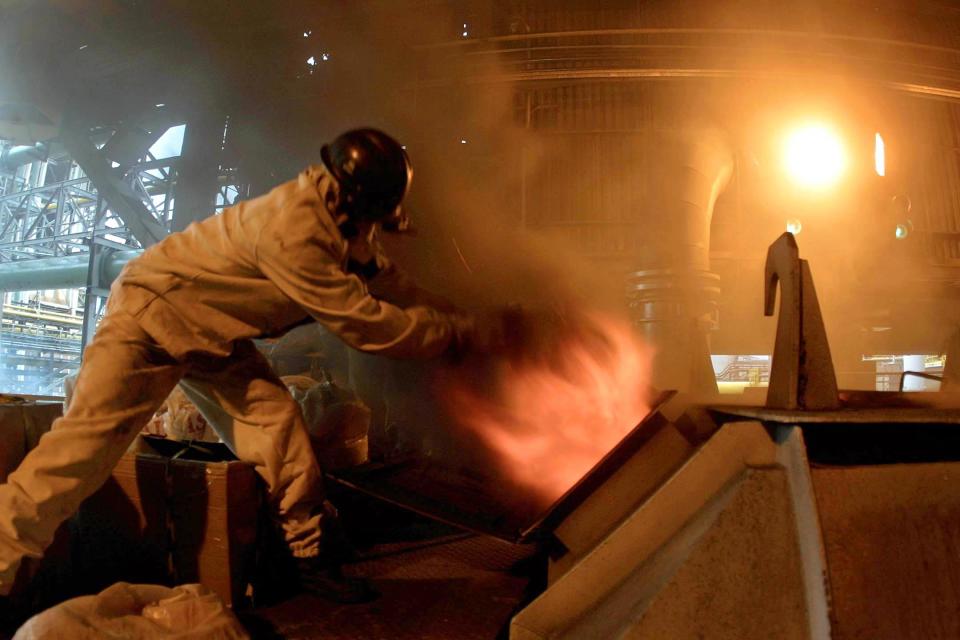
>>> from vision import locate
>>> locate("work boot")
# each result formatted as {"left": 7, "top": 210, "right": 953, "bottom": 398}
{"left": 296, "top": 510, "right": 377, "bottom": 603}
{"left": 320, "top": 511, "right": 362, "bottom": 564}
{"left": 295, "top": 557, "right": 378, "bottom": 603}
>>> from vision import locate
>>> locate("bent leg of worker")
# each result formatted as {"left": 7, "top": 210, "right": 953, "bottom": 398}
{"left": 179, "top": 340, "right": 326, "bottom": 559}
{"left": 0, "top": 311, "right": 184, "bottom": 594}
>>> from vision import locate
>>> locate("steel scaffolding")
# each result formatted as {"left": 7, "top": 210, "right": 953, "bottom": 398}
{"left": 0, "top": 106, "right": 246, "bottom": 396}
{"left": 0, "top": 119, "right": 182, "bottom": 395}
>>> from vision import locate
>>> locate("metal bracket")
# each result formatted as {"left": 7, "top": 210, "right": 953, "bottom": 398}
{"left": 764, "top": 232, "right": 839, "bottom": 410}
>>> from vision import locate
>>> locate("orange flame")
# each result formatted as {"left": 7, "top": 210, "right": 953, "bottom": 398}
{"left": 443, "top": 313, "right": 654, "bottom": 506}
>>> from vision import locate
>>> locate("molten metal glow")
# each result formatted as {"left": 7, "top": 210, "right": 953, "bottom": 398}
{"left": 444, "top": 314, "right": 654, "bottom": 506}
{"left": 783, "top": 124, "right": 847, "bottom": 189}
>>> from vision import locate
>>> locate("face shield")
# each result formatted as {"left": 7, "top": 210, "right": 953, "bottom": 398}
{"left": 380, "top": 205, "right": 415, "bottom": 235}
{"left": 337, "top": 203, "right": 415, "bottom": 240}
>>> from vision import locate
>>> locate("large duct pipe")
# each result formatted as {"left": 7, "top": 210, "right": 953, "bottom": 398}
{"left": 0, "top": 250, "right": 140, "bottom": 292}
{"left": 627, "top": 129, "right": 733, "bottom": 395}
{"left": 0, "top": 143, "right": 48, "bottom": 172}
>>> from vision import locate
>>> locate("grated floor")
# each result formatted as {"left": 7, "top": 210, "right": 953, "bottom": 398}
{"left": 246, "top": 531, "right": 540, "bottom": 639}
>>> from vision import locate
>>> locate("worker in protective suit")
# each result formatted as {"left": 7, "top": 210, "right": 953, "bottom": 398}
{"left": 0, "top": 128, "right": 483, "bottom": 602}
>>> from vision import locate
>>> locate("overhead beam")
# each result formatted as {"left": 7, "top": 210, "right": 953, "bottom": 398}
{"left": 60, "top": 123, "right": 168, "bottom": 247}
{"left": 174, "top": 110, "right": 224, "bottom": 232}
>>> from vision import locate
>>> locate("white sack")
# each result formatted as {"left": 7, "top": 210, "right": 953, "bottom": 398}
{"left": 14, "top": 582, "right": 249, "bottom": 640}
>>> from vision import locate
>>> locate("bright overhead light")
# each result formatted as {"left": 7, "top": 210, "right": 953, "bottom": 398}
{"left": 782, "top": 123, "right": 847, "bottom": 189}
{"left": 786, "top": 219, "right": 802, "bottom": 235}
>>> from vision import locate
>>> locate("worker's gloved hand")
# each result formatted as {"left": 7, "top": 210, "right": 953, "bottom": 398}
{"left": 346, "top": 226, "right": 377, "bottom": 264}
{"left": 345, "top": 223, "right": 383, "bottom": 280}
{"left": 499, "top": 305, "right": 567, "bottom": 364}
{"left": 446, "top": 305, "right": 556, "bottom": 360}
{"left": 446, "top": 308, "right": 507, "bottom": 360}
{"left": 449, "top": 304, "right": 616, "bottom": 367}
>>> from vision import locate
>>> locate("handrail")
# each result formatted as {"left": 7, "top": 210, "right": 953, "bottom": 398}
{"left": 899, "top": 370, "right": 944, "bottom": 391}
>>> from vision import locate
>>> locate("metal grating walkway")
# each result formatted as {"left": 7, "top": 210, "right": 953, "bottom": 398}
{"left": 249, "top": 531, "right": 539, "bottom": 640}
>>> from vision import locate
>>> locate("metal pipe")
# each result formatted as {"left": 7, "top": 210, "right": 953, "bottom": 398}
{"left": 0, "top": 143, "right": 48, "bottom": 171}
{"left": 627, "top": 128, "right": 733, "bottom": 395}
{"left": 0, "top": 250, "right": 140, "bottom": 292}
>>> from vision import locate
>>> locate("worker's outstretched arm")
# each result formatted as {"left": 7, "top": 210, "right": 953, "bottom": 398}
{"left": 364, "top": 245, "right": 459, "bottom": 313}
{"left": 256, "top": 199, "right": 465, "bottom": 359}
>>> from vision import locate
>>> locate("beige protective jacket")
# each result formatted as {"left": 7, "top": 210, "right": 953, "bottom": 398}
{"left": 111, "top": 165, "right": 458, "bottom": 361}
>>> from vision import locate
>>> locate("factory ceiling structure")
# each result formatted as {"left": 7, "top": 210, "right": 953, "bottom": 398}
{"left": 2, "top": 0, "right": 960, "bottom": 394}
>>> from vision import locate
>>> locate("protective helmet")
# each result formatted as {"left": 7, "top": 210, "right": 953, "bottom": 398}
{"left": 321, "top": 128, "right": 413, "bottom": 223}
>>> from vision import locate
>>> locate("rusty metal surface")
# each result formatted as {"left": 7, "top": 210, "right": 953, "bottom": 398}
{"left": 812, "top": 464, "right": 960, "bottom": 639}
{"left": 251, "top": 533, "right": 537, "bottom": 640}
{"left": 329, "top": 390, "right": 676, "bottom": 543}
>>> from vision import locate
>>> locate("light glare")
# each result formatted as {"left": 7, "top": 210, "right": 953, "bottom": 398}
{"left": 783, "top": 124, "right": 847, "bottom": 189}
{"left": 875, "top": 132, "right": 885, "bottom": 177}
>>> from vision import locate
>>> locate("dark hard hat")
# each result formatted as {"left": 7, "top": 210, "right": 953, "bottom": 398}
{"left": 321, "top": 128, "right": 412, "bottom": 222}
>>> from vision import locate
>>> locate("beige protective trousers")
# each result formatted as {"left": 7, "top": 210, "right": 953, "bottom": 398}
{"left": 0, "top": 306, "right": 326, "bottom": 595}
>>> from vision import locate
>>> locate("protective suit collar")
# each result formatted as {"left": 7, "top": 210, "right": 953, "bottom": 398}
{"left": 305, "top": 165, "right": 360, "bottom": 242}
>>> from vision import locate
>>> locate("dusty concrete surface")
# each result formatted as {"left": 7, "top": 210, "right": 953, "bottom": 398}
{"left": 813, "top": 463, "right": 960, "bottom": 640}
{"left": 626, "top": 469, "right": 809, "bottom": 640}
